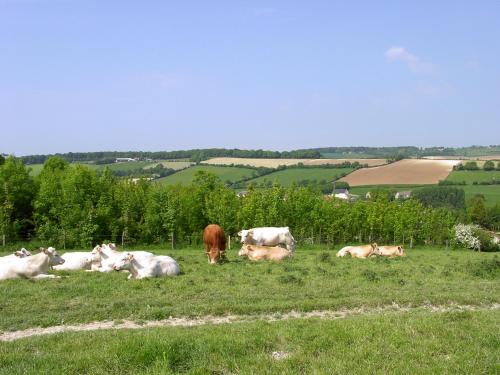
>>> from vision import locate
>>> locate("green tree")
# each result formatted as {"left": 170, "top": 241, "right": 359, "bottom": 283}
{"left": 483, "top": 160, "right": 495, "bottom": 171}
{"left": 467, "top": 195, "right": 489, "bottom": 227}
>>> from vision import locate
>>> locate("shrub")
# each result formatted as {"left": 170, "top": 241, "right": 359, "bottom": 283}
{"left": 483, "top": 160, "right": 495, "bottom": 171}
{"left": 453, "top": 224, "right": 499, "bottom": 251}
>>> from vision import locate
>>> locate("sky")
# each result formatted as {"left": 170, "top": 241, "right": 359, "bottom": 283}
{"left": 1, "top": 1, "right": 499, "bottom": 155}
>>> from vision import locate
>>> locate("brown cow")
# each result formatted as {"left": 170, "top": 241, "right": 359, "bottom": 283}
{"left": 203, "top": 224, "right": 227, "bottom": 264}
{"left": 374, "top": 245, "right": 405, "bottom": 257}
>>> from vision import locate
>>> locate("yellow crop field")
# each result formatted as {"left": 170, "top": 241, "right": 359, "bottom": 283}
{"left": 202, "top": 157, "right": 387, "bottom": 168}
{"left": 340, "top": 159, "right": 461, "bottom": 186}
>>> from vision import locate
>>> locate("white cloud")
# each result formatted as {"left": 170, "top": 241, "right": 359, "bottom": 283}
{"left": 385, "top": 47, "right": 434, "bottom": 74}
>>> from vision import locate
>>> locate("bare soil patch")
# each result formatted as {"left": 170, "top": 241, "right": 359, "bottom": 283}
{"left": 340, "top": 159, "right": 461, "bottom": 186}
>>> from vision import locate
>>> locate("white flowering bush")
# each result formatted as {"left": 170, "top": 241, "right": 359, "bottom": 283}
{"left": 454, "top": 224, "right": 481, "bottom": 251}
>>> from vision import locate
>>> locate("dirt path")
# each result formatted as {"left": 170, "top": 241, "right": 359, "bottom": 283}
{"left": 1, "top": 303, "right": 498, "bottom": 342}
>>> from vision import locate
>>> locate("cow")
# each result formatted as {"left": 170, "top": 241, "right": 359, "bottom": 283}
{"left": 0, "top": 247, "right": 65, "bottom": 280}
{"left": 336, "top": 243, "right": 378, "bottom": 259}
{"left": 0, "top": 248, "right": 32, "bottom": 264}
{"left": 89, "top": 243, "right": 155, "bottom": 272}
{"left": 238, "top": 244, "right": 292, "bottom": 261}
{"left": 112, "top": 252, "right": 180, "bottom": 279}
{"left": 53, "top": 250, "right": 95, "bottom": 271}
{"left": 238, "top": 227, "right": 296, "bottom": 252}
{"left": 203, "top": 224, "right": 227, "bottom": 264}
{"left": 374, "top": 245, "right": 405, "bottom": 257}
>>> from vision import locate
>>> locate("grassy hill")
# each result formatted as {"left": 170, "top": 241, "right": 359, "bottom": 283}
{"left": 155, "top": 165, "right": 256, "bottom": 185}
{"left": 245, "top": 167, "right": 355, "bottom": 187}
{"left": 446, "top": 170, "right": 500, "bottom": 184}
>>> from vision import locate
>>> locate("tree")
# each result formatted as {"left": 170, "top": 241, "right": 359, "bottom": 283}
{"left": 463, "top": 161, "right": 479, "bottom": 170}
{"left": 467, "top": 195, "right": 489, "bottom": 227}
{"left": 483, "top": 160, "right": 495, "bottom": 171}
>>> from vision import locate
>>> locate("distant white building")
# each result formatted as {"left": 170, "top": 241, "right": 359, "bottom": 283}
{"left": 395, "top": 191, "right": 412, "bottom": 200}
{"left": 332, "top": 188, "right": 350, "bottom": 200}
{"left": 115, "top": 158, "right": 138, "bottom": 163}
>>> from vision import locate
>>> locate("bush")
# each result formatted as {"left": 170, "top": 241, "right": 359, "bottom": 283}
{"left": 463, "top": 161, "right": 479, "bottom": 170}
{"left": 453, "top": 224, "right": 499, "bottom": 251}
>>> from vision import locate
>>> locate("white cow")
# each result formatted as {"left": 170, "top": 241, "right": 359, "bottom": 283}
{"left": 112, "top": 252, "right": 180, "bottom": 279}
{"left": 0, "top": 247, "right": 65, "bottom": 280}
{"left": 53, "top": 249, "right": 97, "bottom": 271}
{"left": 90, "top": 243, "right": 155, "bottom": 273}
{"left": 0, "top": 248, "right": 32, "bottom": 264}
{"left": 238, "top": 227, "right": 296, "bottom": 251}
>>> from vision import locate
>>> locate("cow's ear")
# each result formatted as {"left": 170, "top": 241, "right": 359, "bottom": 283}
{"left": 237, "top": 231, "right": 242, "bottom": 236}
{"left": 127, "top": 253, "right": 134, "bottom": 260}
{"left": 398, "top": 246, "right": 401, "bottom": 250}
{"left": 42, "top": 248, "right": 49, "bottom": 254}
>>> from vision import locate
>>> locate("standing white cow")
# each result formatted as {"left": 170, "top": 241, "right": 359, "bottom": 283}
{"left": 0, "top": 247, "right": 65, "bottom": 280}
{"left": 238, "top": 227, "right": 296, "bottom": 251}
{"left": 112, "top": 252, "right": 180, "bottom": 279}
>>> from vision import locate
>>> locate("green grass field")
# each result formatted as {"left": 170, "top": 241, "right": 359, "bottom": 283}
{"left": 1, "top": 309, "right": 497, "bottom": 374}
{"left": 155, "top": 165, "right": 256, "bottom": 185}
{"left": 0, "top": 246, "right": 498, "bottom": 373}
{"left": 246, "top": 167, "right": 355, "bottom": 187}
{"left": 447, "top": 170, "right": 500, "bottom": 184}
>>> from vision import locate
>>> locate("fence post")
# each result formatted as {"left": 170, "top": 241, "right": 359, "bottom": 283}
{"left": 171, "top": 231, "right": 174, "bottom": 250}
{"left": 121, "top": 231, "right": 125, "bottom": 247}
{"left": 410, "top": 237, "right": 413, "bottom": 249}
{"left": 228, "top": 235, "right": 231, "bottom": 250}
{"left": 2, "top": 234, "right": 5, "bottom": 247}
{"left": 63, "top": 230, "right": 66, "bottom": 250}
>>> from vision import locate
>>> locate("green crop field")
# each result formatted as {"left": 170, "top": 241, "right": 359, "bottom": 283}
{"left": 447, "top": 170, "right": 500, "bottom": 184}
{"left": 0, "top": 246, "right": 498, "bottom": 373}
{"left": 246, "top": 167, "right": 355, "bottom": 187}
{"left": 155, "top": 165, "right": 256, "bottom": 185}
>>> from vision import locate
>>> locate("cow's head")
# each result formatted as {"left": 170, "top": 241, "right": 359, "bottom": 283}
{"left": 397, "top": 246, "right": 405, "bottom": 256}
{"left": 370, "top": 243, "right": 379, "bottom": 255}
{"left": 238, "top": 230, "right": 254, "bottom": 244}
{"left": 14, "top": 248, "right": 32, "bottom": 258}
{"left": 113, "top": 253, "right": 133, "bottom": 271}
{"left": 90, "top": 246, "right": 102, "bottom": 262}
{"left": 238, "top": 245, "right": 251, "bottom": 257}
{"left": 206, "top": 248, "right": 226, "bottom": 264}
{"left": 43, "top": 247, "right": 65, "bottom": 266}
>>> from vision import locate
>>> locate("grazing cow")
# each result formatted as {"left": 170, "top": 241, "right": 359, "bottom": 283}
{"left": 203, "top": 224, "right": 227, "bottom": 264}
{"left": 374, "top": 245, "right": 405, "bottom": 257}
{"left": 112, "top": 252, "right": 180, "bottom": 279}
{"left": 336, "top": 243, "right": 378, "bottom": 259}
{"left": 238, "top": 244, "right": 292, "bottom": 261}
{"left": 238, "top": 227, "right": 296, "bottom": 252}
{"left": 90, "top": 243, "right": 155, "bottom": 272}
{"left": 0, "top": 247, "right": 65, "bottom": 280}
{"left": 0, "top": 248, "right": 32, "bottom": 264}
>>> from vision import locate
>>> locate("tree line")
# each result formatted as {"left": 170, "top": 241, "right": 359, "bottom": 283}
{"left": 0, "top": 156, "right": 498, "bottom": 249}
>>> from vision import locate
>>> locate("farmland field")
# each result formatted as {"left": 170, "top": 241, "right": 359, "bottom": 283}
{"left": 0, "top": 246, "right": 498, "bottom": 373}
{"left": 446, "top": 170, "right": 500, "bottom": 184}
{"left": 155, "top": 165, "right": 256, "bottom": 185}
{"left": 202, "top": 157, "right": 387, "bottom": 168}
{"left": 341, "top": 159, "right": 460, "bottom": 186}
{"left": 144, "top": 161, "right": 193, "bottom": 170}
{"left": 246, "top": 167, "right": 355, "bottom": 187}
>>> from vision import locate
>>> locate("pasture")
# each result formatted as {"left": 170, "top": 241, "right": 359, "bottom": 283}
{"left": 155, "top": 165, "right": 256, "bottom": 185}
{"left": 246, "top": 167, "right": 355, "bottom": 187}
{"left": 446, "top": 170, "right": 500, "bottom": 184}
{"left": 0, "top": 246, "right": 498, "bottom": 373}
{"left": 341, "top": 159, "right": 461, "bottom": 186}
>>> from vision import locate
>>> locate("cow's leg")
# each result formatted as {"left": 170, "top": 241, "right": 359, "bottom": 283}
{"left": 32, "top": 274, "right": 61, "bottom": 279}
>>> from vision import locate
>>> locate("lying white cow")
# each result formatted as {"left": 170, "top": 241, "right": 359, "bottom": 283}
{"left": 0, "top": 247, "right": 64, "bottom": 280}
{"left": 112, "top": 252, "right": 180, "bottom": 279}
{"left": 374, "top": 245, "right": 405, "bottom": 257}
{"left": 53, "top": 249, "right": 98, "bottom": 271}
{"left": 238, "top": 244, "right": 292, "bottom": 261}
{"left": 90, "top": 243, "right": 155, "bottom": 273}
{"left": 0, "top": 248, "right": 32, "bottom": 264}
{"left": 239, "top": 227, "right": 296, "bottom": 251}
{"left": 336, "top": 243, "right": 378, "bottom": 259}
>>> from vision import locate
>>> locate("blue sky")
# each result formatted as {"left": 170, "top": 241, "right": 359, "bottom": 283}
{"left": 1, "top": 1, "right": 499, "bottom": 155}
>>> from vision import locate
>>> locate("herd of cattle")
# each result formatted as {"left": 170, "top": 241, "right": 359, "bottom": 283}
{"left": 0, "top": 225, "right": 404, "bottom": 281}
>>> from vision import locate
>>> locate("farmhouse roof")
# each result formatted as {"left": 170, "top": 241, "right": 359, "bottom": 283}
{"left": 333, "top": 188, "right": 349, "bottom": 194}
